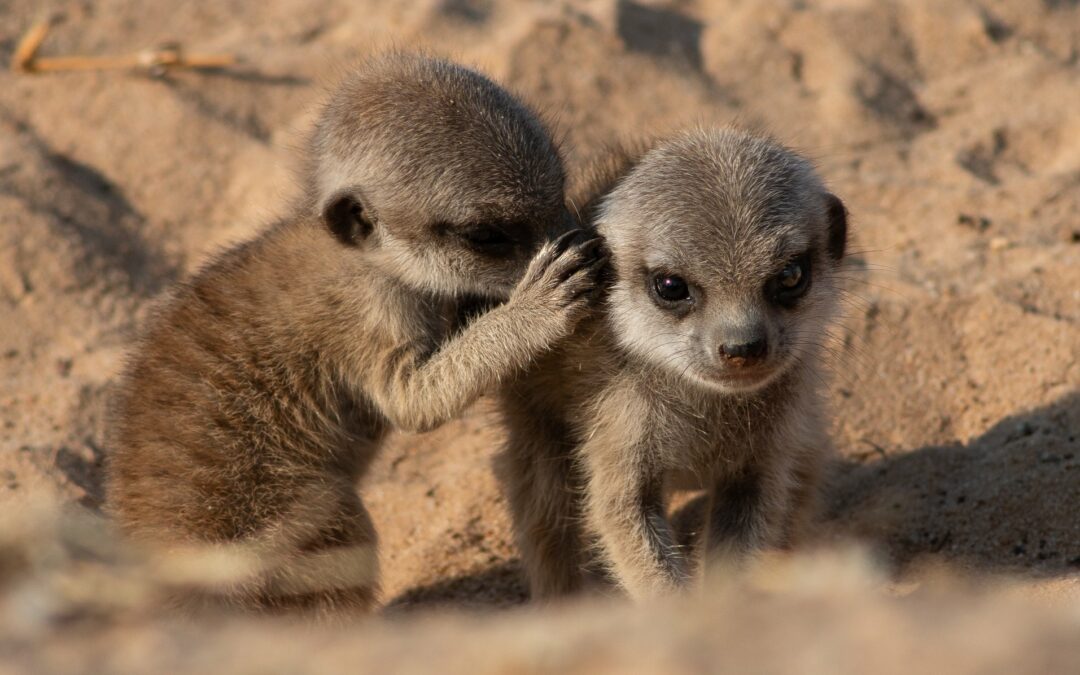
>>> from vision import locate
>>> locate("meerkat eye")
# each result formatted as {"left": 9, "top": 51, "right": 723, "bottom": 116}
{"left": 653, "top": 274, "right": 691, "bottom": 303}
{"left": 456, "top": 224, "right": 515, "bottom": 255}
{"left": 768, "top": 254, "right": 812, "bottom": 306}
{"left": 779, "top": 262, "right": 803, "bottom": 288}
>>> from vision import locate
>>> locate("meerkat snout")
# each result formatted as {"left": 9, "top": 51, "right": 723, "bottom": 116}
{"left": 709, "top": 313, "right": 772, "bottom": 387}
{"left": 717, "top": 334, "right": 767, "bottom": 364}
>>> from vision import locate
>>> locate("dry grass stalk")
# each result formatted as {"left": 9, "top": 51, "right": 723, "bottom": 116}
{"left": 11, "top": 19, "right": 235, "bottom": 76}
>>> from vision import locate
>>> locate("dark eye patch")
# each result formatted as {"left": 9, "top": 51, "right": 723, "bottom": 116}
{"left": 765, "top": 252, "right": 813, "bottom": 307}
{"left": 460, "top": 225, "right": 513, "bottom": 246}
{"left": 440, "top": 220, "right": 525, "bottom": 257}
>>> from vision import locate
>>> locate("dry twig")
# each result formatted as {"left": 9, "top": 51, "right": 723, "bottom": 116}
{"left": 11, "top": 19, "right": 235, "bottom": 76}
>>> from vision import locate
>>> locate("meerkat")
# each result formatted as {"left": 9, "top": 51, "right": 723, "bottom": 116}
{"left": 106, "top": 52, "right": 605, "bottom": 616}
{"left": 497, "top": 128, "right": 849, "bottom": 601}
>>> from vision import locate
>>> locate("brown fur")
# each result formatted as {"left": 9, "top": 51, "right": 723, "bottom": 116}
{"left": 566, "top": 141, "right": 648, "bottom": 228}
{"left": 498, "top": 128, "right": 849, "bottom": 601}
{"left": 106, "top": 52, "right": 604, "bottom": 618}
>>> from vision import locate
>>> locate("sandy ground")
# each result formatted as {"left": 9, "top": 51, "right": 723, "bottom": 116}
{"left": 1, "top": 0, "right": 1079, "bottom": 671}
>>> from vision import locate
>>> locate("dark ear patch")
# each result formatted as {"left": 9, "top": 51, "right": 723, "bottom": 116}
{"left": 323, "top": 192, "right": 374, "bottom": 246}
{"left": 824, "top": 193, "right": 848, "bottom": 261}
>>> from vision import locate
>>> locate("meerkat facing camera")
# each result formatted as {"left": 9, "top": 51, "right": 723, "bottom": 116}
{"left": 498, "top": 128, "right": 849, "bottom": 600}
{"left": 106, "top": 52, "right": 605, "bottom": 616}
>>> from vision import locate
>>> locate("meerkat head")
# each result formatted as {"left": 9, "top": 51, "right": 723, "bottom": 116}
{"left": 308, "top": 52, "right": 570, "bottom": 298}
{"left": 598, "top": 129, "right": 848, "bottom": 394}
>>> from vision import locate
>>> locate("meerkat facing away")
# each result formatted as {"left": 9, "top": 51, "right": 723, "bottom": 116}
{"left": 498, "top": 128, "right": 849, "bottom": 601}
{"left": 106, "top": 52, "right": 605, "bottom": 616}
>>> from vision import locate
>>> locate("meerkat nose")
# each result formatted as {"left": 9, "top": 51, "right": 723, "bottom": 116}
{"left": 719, "top": 337, "right": 768, "bottom": 366}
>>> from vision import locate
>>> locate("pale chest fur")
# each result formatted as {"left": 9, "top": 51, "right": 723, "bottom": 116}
{"left": 629, "top": 371, "right": 806, "bottom": 489}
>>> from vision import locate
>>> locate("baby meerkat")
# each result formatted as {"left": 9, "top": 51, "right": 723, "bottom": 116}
{"left": 106, "top": 52, "right": 604, "bottom": 616}
{"left": 498, "top": 128, "right": 849, "bottom": 600}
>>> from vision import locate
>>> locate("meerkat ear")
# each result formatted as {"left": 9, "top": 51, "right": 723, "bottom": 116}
{"left": 824, "top": 193, "right": 848, "bottom": 261}
{"left": 322, "top": 190, "right": 375, "bottom": 246}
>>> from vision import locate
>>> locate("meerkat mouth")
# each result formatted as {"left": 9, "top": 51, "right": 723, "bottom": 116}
{"left": 698, "top": 362, "right": 782, "bottom": 392}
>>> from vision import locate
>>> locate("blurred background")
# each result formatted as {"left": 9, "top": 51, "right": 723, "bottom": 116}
{"left": 0, "top": 0, "right": 1078, "bottom": 671}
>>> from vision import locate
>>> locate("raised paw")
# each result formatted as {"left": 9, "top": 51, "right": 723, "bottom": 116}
{"left": 513, "top": 230, "right": 609, "bottom": 319}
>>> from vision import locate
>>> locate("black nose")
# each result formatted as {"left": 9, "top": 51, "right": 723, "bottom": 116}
{"left": 719, "top": 338, "right": 767, "bottom": 366}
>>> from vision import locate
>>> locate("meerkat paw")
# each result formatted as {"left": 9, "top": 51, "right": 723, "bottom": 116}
{"left": 511, "top": 228, "right": 609, "bottom": 335}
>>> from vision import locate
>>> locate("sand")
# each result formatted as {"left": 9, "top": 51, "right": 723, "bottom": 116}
{"left": 1, "top": 0, "right": 1078, "bottom": 671}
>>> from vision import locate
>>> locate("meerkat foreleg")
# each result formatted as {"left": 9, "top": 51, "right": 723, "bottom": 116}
{"left": 367, "top": 233, "right": 606, "bottom": 433}
{"left": 585, "top": 460, "right": 689, "bottom": 599}
{"left": 579, "top": 400, "right": 691, "bottom": 599}
{"left": 700, "top": 458, "right": 795, "bottom": 577}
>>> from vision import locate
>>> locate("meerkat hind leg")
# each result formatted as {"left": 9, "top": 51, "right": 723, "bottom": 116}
{"left": 201, "top": 481, "right": 381, "bottom": 618}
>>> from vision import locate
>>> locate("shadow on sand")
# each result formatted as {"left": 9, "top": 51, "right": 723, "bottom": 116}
{"left": 667, "top": 392, "right": 1079, "bottom": 580}
{"left": 384, "top": 560, "right": 528, "bottom": 613}
{"left": 824, "top": 390, "right": 1079, "bottom": 577}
